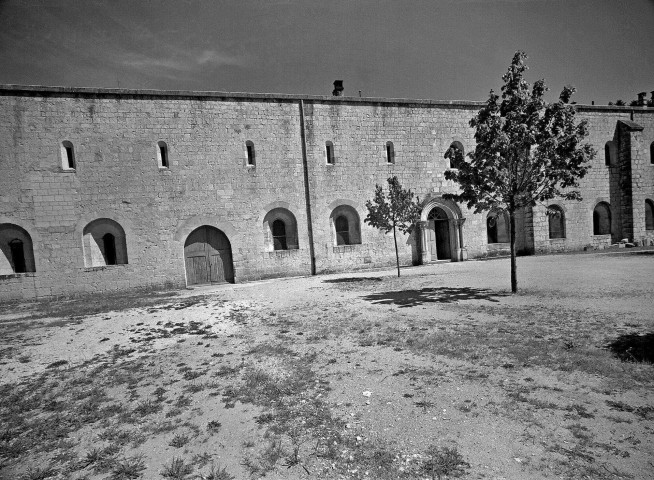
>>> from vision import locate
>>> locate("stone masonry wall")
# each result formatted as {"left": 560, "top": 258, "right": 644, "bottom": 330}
{"left": 532, "top": 108, "right": 634, "bottom": 253}
{"left": 630, "top": 111, "right": 654, "bottom": 245}
{"left": 1, "top": 86, "right": 652, "bottom": 300}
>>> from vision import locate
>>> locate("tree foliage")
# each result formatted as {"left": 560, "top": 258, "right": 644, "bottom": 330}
{"left": 444, "top": 51, "right": 595, "bottom": 292}
{"left": 365, "top": 176, "right": 421, "bottom": 277}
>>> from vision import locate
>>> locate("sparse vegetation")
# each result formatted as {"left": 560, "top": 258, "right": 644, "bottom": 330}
{"left": 161, "top": 457, "right": 194, "bottom": 479}
{"left": 0, "top": 253, "right": 652, "bottom": 479}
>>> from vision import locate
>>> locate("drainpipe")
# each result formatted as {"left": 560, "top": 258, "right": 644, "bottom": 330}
{"left": 299, "top": 100, "right": 316, "bottom": 275}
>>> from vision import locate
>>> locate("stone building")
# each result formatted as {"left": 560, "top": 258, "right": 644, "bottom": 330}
{"left": 1, "top": 84, "right": 653, "bottom": 301}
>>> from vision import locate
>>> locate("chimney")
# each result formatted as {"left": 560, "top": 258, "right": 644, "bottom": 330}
{"left": 332, "top": 80, "right": 344, "bottom": 97}
{"left": 637, "top": 91, "right": 647, "bottom": 106}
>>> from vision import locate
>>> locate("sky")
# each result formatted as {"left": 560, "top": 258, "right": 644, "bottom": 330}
{"left": 0, "top": 0, "right": 653, "bottom": 105}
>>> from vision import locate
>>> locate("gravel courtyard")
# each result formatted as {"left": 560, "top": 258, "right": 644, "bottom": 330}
{"left": 1, "top": 250, "right": 653, "bottom": 480}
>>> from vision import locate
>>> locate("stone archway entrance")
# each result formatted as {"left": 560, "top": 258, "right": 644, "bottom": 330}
{"left": 419, "top": 199, "right": 466, "bottom": 263}
{"left": 184, "top": 226, "right": 234, "bottom": 285}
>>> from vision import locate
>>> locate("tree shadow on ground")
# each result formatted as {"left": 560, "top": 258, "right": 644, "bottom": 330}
{"left": 360, "top": 287, "right": 506, "bottom": 308}
{"left": 606, "top": 332, "right": 654, "bottom": 364}
{"left": 323, "top": 277, "right": 383, "bottom": 284}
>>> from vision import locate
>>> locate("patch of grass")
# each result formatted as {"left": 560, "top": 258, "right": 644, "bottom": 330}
{"left": 133, "top": 398, "right": 162, "bottom": 417}
{"left": 19, "top": 464, "right": 59, "bottom": 480}
{"left": 606, "top": 400, "right": 654, "bottom": 419}
{"left": 169, "top": 433, "right": 190, "bottom": 448}
{"left": 174, "top": 395, "right": 192, "bottom": 408}
{"left": 200, "top": 463, "right": 235, "bottom": 480}
{"left": 46, "top": 360, "right": 69, "bottom": 369}
{"left": 109, "top": 454, "right": 146, "bottom": 480}
{"left": 206, "top": 420, "right": 222, "bottom": 434}
{"left": 0, "top": 289, "right": 182, "bottom": 321}
{"left": 161, "top": 457, "right": 194, "bottom": 480}
{"left": 419, "top": 445, "right": 470, "bottom": 480}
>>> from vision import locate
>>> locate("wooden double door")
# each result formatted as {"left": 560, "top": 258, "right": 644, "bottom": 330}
{"left": 184, "top": 226, "right": 234, "bottom": 285}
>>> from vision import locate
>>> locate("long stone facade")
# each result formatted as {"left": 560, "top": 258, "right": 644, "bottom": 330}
{"left": 1, "top": 85, "right": 653, "bottom": 300}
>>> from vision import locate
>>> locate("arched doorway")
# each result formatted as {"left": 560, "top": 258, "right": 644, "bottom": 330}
{"left": 427, "top": 207, "right": 452, "bottom": 260}
{"left": 419, "top": 198, "right": 465, "bottom": 263}
{"left": 184, "top": 226, "right": 234, "bottom": 285}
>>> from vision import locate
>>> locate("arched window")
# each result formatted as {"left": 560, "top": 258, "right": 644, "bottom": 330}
{"left": 593, "top": 202, "right": 611, "bottom": 235}
{"left": 604, "top": 141, "right": 617, "bottom": 167}
{"left": 330, "top": 205, "right": 362, "bottom": 246}
{"left": 9, "top": 239, "right": 26, "bottom": 273}
{"left": 325, "top": 141, "right": 335, "bottom": 165}
{"left": 263, "top": 208, "right": 299, "bottom": 251}
{"left": 245, "top": 141, "right": 256, "bottom": 167}
{"left": 82, "top": 219, "right": 128, "bottom": 267}
{"left": 157, "top": 141, "right": 169, "bottom": 168}
{"left": 646, "top": 199, "right": 654, "bottom": 231}
{"left": 0, "top": 224, "right": 36, "bottom": 275}
{"left": 487, "top": 211, "right": 509, "bottom": 243}
{"left": 335, "top": 216, "right": 349, "bottom": 245}
{"left": 272, "top": 219, "right": 288, "bottom": 250}
{"left": 61, "top": 140, "right": 76, "bottom": 170}
{"left": 548, "top": 205, "right": 565, "bottom": 239}
{"left": 445, "top": 141, "right": 464, "bottom": 169}
{"left": 102, "top": 233, "right": 117, "bottom": 265}
{"left": 386, "top": 141, "right": 395, "bottom": 164}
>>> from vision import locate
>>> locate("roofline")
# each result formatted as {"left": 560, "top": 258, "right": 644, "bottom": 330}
{"left": 0, "top": 84, "right": 651, "bottom": 112}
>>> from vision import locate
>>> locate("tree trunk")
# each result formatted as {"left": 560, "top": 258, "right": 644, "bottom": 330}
{"left": 509, "top": 207, "right": 517, "bottom": 293}
{"left": 393, "top": 223, "right": 400, "bottom": 277}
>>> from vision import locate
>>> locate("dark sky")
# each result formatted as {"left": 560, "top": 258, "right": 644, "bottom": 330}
{"left": 1, "top": 0, "right": 652, "bottom": 104}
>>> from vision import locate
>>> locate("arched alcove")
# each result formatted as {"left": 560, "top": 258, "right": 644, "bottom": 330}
{"left": 82, "top": 218, "right": 128, "bottom": 267}
{"left": 0, "top": 224, "right": 36, "bottom": 274}
{"left": 593, "top": 202, "right": 611, "bottom": 235}
{"left": 263, "top": 208, "right": 299, "bottom": 251}
{"left": 330, "top": 205, "right": 362, "bottom": 246}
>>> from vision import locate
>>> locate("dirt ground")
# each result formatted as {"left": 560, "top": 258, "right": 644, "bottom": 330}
{"left": 1, "top": 250, "right": 653, "bottom": 480}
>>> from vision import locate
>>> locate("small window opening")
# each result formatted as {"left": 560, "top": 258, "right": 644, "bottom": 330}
{"left": 386, "top": 141, "right": 395, "bottom": 164}
{"left": 548, "top": 206, "right": 566, "bottom": 239}
{"left": 335, "top": 216, "right": 350, "bottom": 245}
{"left": 605, "top": 144, "right": 610, "bottom": 166}
{"left": 246, "top": 141, "right": 256, "bottom": 166}
{"left": 9, "top": 239, "right": 26, "bottom": 273}
{"left": 646, "top": 200, "right": 654, "bottom": 231}
{"left": 272, "top": 219, "right": 288, "bottom": 250}
{"left": 157, "top": 141, "right": 169, "bottom": 168}
{"left": 62, "top": 141, "right": 76, "bottom": 169}
{"left": 326, "top": 141, "right": 335, "bottom": 165}
{"left": 102, "top": 233, "right": 117, "bottom": 265}
{"left": 650, "top": 142, "right": 654, "bottom": 165}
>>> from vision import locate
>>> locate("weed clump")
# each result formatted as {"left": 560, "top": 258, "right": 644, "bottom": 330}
{"left": 161, "top": 457, "right": 194, "bottom": 479}
{"left": 419, "top": 445, "right": 470, "bottom": 480}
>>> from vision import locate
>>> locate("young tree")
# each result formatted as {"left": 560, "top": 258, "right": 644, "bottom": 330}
{"left": 444, "top": 51, "right": 595, "bottom": 293}
{"left": 365, "top": 176, "right": 421, "bottom": 277}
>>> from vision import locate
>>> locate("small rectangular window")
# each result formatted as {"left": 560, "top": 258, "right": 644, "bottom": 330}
{"left": 246, "top": 141, "right": 256, "bottom": 166}
{"left": 159, "top": 146, "right": 168, "bottom": 168}
{"left": 65, "top": 147, "right": 74, "bottom": 168}
{"left": 326, "top": 142, "right": 335, "bottom": 164}
{"left": 386, "top": 142, "right": 395, "bottom": 164}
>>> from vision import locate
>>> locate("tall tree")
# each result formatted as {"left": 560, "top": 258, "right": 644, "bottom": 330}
{"left": 365, "top": 176, "right": 421, "bottom": 277}
{"left": 444, "top": 51, "right": 595, "bottom": 293}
